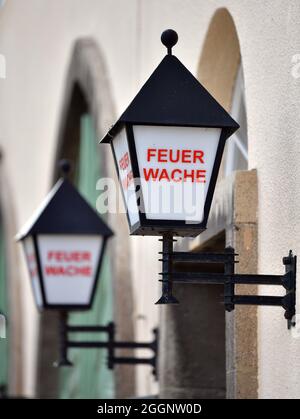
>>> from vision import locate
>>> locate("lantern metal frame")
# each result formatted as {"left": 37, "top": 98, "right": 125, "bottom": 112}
{"left": 110, "top": 126, "right": 230, "bottom": 237}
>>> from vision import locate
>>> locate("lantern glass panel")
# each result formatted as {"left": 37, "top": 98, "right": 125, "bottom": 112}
{"left": 37, "top": 234, "right": 102, "bottom": 306}
{"left": 23, "top": 236, "right": 43, "bottom": 308}
{"left": 112, "top": 128, "right": 139, "bottom": 227}
{"left": 133, "top": 125, "right": 221, "bottom": 223}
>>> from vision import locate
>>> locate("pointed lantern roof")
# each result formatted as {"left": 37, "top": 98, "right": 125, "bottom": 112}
{"left": 101, "top": 41, "right": 239, "bottom": 143}
{"left": 17, "top": 178, "right": 114, "bottom": 240}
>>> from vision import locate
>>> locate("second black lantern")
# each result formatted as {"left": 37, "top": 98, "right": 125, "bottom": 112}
{"left": 16, "top": 166, "right": 113, "bottom": 311}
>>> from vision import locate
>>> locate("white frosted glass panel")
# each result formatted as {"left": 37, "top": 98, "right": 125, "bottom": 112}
{"left": 38, "top": 235, "right": 102, "bottom": 305}
{"left": 23, "top": 236, "right": 43, "bottom": 307}
{"left": 113, "top": 128, "right": 139, "bottom": 227}
{"left": 133, "top": 125, "right": 221, "bottom": 223}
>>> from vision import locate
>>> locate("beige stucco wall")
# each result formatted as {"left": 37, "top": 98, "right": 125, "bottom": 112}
{"left": 1, "top": 0, "right": 300, "bottom": 398}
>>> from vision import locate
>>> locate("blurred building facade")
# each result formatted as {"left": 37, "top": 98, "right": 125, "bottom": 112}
{"left": 0, "top": 0, "right": 300, "bottom": 399}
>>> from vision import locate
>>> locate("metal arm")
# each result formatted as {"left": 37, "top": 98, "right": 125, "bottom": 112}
{"left": 156, "top": 235, "right": 296, "bottom": 329}
{"left": 55, "top": 313, "right": 159, "bottom": 378}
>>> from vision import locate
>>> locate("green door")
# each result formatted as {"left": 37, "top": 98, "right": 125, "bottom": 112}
{"left": 59, "top": 114, "right": 115, "bottom": 399}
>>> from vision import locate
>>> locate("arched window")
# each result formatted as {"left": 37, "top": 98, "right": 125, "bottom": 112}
{"left": 197, "top": 8, "right": 248, "bottom": 178}
{"left": 224, "top": 65, "right": 248, "bottom": 176}
{"left": 37, "top": 39, "right": 135, "bottom": 399}
{"left": 58, "top": 109, "right": 115, "bottom": 399}
{"left": 190, "top": 8, "right": 257, "bottom": 401}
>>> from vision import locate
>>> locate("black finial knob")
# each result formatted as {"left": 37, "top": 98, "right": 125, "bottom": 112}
{"left": 58, "top": 159, "right": 72, "bottom": 178}
{"left": 161, "top": 29, "right": 178, "bottom": 55}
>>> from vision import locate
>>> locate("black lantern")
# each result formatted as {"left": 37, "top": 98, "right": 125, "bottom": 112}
{"left": 16, "top": 162, "right": 113, "bottom": 310}
{"left": 101, "top": 30, "right": 239, "bottom": 237}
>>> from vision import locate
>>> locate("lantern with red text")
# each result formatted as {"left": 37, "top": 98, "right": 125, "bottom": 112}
{"left": 101, "top": 30, "right": 239, "bottom": 237}
{"left": 16, "top": 173, "right": 113, "bottom": 310}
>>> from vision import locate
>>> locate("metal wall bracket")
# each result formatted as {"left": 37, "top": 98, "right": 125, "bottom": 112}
{"left": 156, "top": 234, "right": 296, "bottom": 329}
{"left": 55, "top": 312, "right": 159, "bottom": 378}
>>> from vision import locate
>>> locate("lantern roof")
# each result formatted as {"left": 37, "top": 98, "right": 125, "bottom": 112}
{"left": 101, "top": 54, "right": 239, "bottom": 143}
{"left": 16, "top": 178, "right": 114, "bottom": 239}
